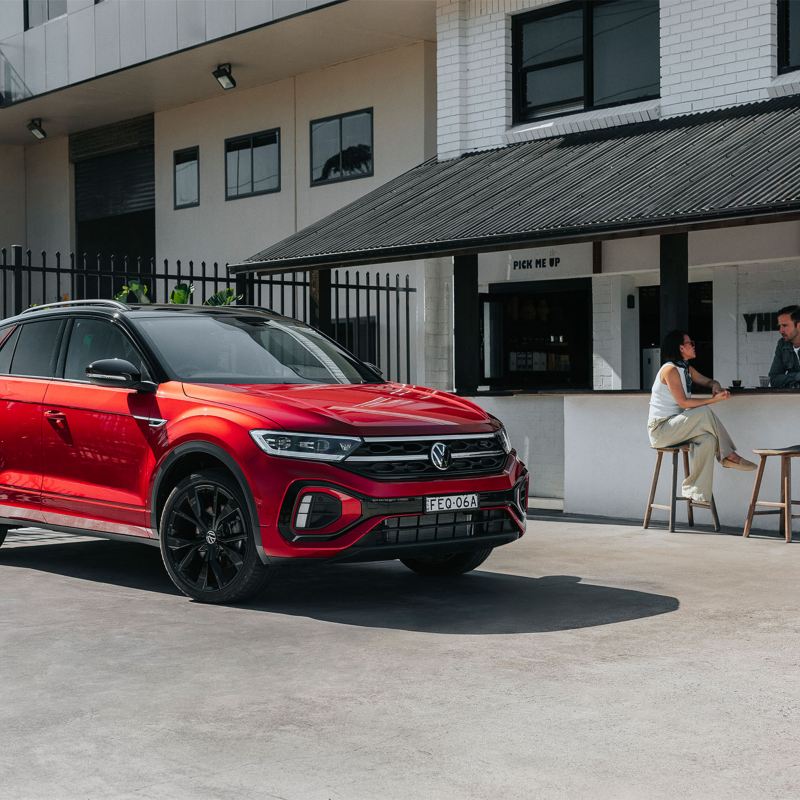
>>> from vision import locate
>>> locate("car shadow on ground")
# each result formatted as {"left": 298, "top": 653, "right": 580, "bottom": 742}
{"left": 1, "top": 531, "right": 679, "bottom": 635}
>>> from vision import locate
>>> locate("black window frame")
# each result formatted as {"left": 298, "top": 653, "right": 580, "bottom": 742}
{"left": 24, "top": 0, "right": 68, "bottom": 30}
{"left": 512, "top": 0, "right": 661, "bottom": 124}
{"left": 310, "top": 108, "right": 374, "bottom": 187}
{"left": 224, "top": 128, "right": 281, "bottom": 202}
{"left": 173, "top": 146, "right": 200, "bottom": 210}
{"left": 58, "top": 316, "right": 153, "bottom": 384}
{"left": 8, "top": 318, "right": 67, "bottom": 379}
{"left": 778, "top": 0, "right": 800, "bottom": 75}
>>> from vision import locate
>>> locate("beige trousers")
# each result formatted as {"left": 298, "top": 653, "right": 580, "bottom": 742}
{"left": 647, "top": 406, "right": 736, "bottom": 503}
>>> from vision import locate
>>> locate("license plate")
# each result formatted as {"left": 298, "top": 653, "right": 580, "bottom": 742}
{"left": 425, "top": 493, "right": 479, "bottom": 513}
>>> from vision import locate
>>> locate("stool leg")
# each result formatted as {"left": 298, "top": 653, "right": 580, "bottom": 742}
{"left": 710, "top": 495, "right": 720, "bottom": 532}
{"left": 669, "top": 450, "right": 679, "bottom": 533}
{"left": 743, "top": 455, "right": 767, "bottom": 538}
{"left": 683, "top": 448, "right": 694, "bottom": 527}
{"left": 643, "top": 451, "right": 663, "bottom": 529}
{"left": 780, "top": 457, "right": 787, "bottom": 536}
{"left": 784, "top": 457, "right": 793, "bottom": 544}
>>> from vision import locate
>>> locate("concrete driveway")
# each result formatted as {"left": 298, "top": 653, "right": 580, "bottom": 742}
{"left": 1, "top": 517, "right": 798, "bottom": 800}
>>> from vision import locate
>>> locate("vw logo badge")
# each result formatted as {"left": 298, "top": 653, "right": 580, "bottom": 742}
{"left": 205, "top": 530, "right": 217, "bottom": 545}
{"left": 430, "top": 442, "right": 452, "bottom": 471}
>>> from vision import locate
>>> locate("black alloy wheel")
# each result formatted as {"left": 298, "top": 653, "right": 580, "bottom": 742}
{"left": 159, "top": 470, "right": 270, "bottom": 603}
{"left": 400, "top": 547, "right": 494, "bottom": 577}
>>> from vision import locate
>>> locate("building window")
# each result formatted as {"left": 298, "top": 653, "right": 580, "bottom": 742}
{"left": 512, "top": 0, "right": 660, "bottom": 123}
{"left": 25, "top": 0, "right": 67, "bottom": 29}
{"left": 225, "top": 129, "right": 280, "bottom": 201}
{"left": 779, "top": 0, "right": 800, "bottom": 74}
{"left": 174, "top": 147, "right": 199, "bottom": 209}
{"left": 310, "top": 109, "right": 373, "bottom": 185}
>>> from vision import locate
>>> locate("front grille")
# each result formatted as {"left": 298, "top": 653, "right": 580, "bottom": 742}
{"left": 341, "top": 434, "right": 508, "bottom": 480}
{"left": 365, "top": 508, "right": 517, "bottom": 547}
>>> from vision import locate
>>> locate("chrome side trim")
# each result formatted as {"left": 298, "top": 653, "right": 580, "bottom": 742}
{"left": 132, "top": 415, "right": 168, "bottom": 428}
{"left": 362, "top": 433, "right": 497, "bottom": 443}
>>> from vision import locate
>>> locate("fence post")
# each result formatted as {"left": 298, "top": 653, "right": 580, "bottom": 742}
{"left": 235, "top": 270, "right": 255, "bottom": 305}
{"left": 309, "top": 268, "right": 332, "bottom": 335}
{"left": 12, "top": 244, "right": 23, "bottom": 315}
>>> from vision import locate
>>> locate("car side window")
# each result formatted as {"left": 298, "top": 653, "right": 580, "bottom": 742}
{"left": 63, "top": 318, "right": 151, "bottom": 382}
{"left": 9, "top": 320, "right": 63, "bottom": 378}
{"left": 0, "top": 327, "right": 20, "bottom": 374}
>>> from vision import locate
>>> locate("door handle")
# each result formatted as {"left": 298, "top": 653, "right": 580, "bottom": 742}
{"left": 44, "top": 410, "right": 67, "bottom": 427}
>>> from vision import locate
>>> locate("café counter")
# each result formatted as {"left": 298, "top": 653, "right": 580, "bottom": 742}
{"left": 469, "top": 388, "right": 800, "bottom": 532}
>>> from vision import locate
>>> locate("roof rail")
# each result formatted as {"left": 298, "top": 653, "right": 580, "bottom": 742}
{"left": 20, "top": 299, "right": 129, "bottom": 315}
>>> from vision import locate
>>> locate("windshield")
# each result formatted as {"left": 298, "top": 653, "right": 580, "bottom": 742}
{"left": 134, "top": 315, "right": 381, "bottom": 385}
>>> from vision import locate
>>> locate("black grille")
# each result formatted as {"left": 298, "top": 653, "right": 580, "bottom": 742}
{"left": 341, "top": 435, "right": 508, "bottom": 481}
{"left": 365, "top": 508, "right": 516, "bottom": 547}
{"left": 354, "top": 436, "right": 501, "bottom": 458}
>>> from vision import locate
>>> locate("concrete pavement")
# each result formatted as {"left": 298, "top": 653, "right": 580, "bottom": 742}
{"left": 1, "top": 518, "right": 798, "bottom": 799}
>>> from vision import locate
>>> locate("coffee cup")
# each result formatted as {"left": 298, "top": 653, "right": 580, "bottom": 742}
{"left": 731, "top": 380, "right": 742, "bottom": 388}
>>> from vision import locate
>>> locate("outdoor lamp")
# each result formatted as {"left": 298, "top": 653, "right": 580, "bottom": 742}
{"left": 27, "top": 118, "right": 46, "bottom": 140}
{"left": 212, "top": 63, "right": 236, "bottom": 90}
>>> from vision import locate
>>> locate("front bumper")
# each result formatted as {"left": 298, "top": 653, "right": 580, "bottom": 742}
{"left": 251, "top": 455, "right": 528, "bottom": 561}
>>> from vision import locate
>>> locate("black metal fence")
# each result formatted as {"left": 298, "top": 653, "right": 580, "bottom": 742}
{"left": 0, "top": 246, "right": 417, "bottom": 383}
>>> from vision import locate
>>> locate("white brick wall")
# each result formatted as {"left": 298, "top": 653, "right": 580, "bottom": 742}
{"left": 660, "top": 0, "right": 776, "bottom": 116}
{"left": 423, "top": 257, "right": 455, "bottom": 390}
{"left": 437, "top": 0, "right": 789, "bottom": 158}
{"left": 592, "top": 275, "right": 621, "bottom": 390}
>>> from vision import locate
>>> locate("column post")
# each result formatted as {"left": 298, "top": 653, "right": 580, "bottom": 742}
{"left": 453, "top": 253, "right": 479, "bottom": 394}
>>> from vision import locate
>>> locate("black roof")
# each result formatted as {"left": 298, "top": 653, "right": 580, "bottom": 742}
{"left": 232, "top": 96, "right": 800, "bottom": 274}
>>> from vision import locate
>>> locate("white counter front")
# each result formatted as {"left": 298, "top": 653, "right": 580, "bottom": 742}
{"left": 564, "top": 393, "right": 800, "bottom": 532}
{"left": 471, "top": 391, "right": 800, "bottom": 532}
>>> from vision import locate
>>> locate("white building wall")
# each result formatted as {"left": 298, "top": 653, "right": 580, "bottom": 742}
{"left": 155, "top": 42, "right": 434, "bottom": 264}
{"left": 24, "top": 137, "right": 72, "bottom": 256}
{"left": 435, "top": 0, "right": 800, "bottom": 158}
{"left": 0, "top": 145, "right": 27, "bottom": 248}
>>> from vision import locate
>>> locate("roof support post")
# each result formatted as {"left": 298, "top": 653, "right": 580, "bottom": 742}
{"left": 453, "top": 254, "right": 479, "bottom": 395}
{"left": 235, "top": 272, "right": 255, "bottom": 306}
{"left": 659, "top": 233, "right": 688, "bottom": 345}
{"left": 309, "top": 268, "right": 333, "bottom": 336}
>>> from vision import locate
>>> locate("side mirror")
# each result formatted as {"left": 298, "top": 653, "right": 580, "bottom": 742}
{"left": 86, "top": 358, "right": 154, "bottom": 392}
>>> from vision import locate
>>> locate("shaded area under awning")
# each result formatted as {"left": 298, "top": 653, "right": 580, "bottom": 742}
{"left": 231, "top": 96, "right": 800, "bottom": 274}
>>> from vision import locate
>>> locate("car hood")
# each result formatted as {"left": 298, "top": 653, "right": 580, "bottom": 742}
{"left": 181, "top": 382, "right": 497, "bottom": 436}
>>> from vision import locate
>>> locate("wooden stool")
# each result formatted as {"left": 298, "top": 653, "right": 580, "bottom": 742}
{"left": 644, "top": 444, "right": 720, "bottom": 532}
{"left": 743, "top": 447, "right": 800, "bottom": 542}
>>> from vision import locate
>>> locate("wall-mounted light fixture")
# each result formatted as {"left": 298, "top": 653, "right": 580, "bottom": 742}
{"left": 27, "top": 118, "right": 46, "bottom": 140}
{"left": 212, "top": 63, "right": 236, "bottom": 90}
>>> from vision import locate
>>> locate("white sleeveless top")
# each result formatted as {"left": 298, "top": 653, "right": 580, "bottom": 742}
{"left": 648, "top": 364, "right": 688, "bottom": 422}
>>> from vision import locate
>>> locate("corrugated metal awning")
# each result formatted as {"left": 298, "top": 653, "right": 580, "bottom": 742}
{"left": 232, "top": 97, "right": 800, "bottom": 274}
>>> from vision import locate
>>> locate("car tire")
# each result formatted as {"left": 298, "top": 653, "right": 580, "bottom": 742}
{"left": 400, "top": 547, "right": 493, "bottom": 576}
{"left": 159, "top": 469, "right": 270, "bottom": 604}
{"left": 0, "top": 527, "right": 7, "bottom": 548}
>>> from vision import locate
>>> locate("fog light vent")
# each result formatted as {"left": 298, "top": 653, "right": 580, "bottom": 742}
{"left": 294, "top": 492, "right": 343, "bottom": 530}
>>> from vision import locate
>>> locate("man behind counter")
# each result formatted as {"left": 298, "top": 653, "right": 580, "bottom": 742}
{"left": 769, "top": 305, "right": 800, "bottom": 388}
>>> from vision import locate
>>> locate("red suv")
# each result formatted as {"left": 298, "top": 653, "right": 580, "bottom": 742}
{"left": 0, "top": 300, "right": 527, "bottom": 603}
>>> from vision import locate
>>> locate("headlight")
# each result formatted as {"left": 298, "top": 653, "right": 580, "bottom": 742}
{"left": 250, "top": 430, "right": 362, "bottom": 462}
{"left": 497, "top": 425, "right": 512, "bottom": 454}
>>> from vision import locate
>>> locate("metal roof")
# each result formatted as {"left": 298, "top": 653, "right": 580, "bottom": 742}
{"left": 232, "top": 97, "right": 800, "bottom": 274}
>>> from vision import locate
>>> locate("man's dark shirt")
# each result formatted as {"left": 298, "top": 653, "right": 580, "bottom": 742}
{"left": 768, "top": 339, "right": 800, "bottom": 388}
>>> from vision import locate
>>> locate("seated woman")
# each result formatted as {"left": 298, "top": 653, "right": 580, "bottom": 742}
{"left": 648, "top": 330, "right": 755, "bottom": 504}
